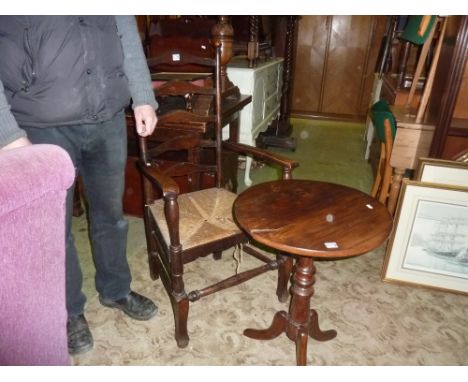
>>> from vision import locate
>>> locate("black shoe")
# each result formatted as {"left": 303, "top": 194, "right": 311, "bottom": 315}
{"left": 99, "top": 291, "right": 158, "bottom": 321}
{"left": 67, "top": 314, "right": 93, "bottom": 355}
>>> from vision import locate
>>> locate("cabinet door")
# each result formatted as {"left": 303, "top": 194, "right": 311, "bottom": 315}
{"left": 292, "top": 15, "right": 387, "bottom": 119}
{"left": 322, "top": 16, "right": 373, "bottom": 115}
{"left": 292, "top": 16, "right": 328, "bottom": 113}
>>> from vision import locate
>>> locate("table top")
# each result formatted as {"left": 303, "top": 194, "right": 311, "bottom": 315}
{"left": 233, "top": 179, "right": 393, "bottom": 258}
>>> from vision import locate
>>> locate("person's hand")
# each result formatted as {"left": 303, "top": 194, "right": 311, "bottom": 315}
{"left": 133, "top": 104, "right": 157, "bottom": 137}
{"left": 0, "top": 136, "right": 32, "bottom": 151}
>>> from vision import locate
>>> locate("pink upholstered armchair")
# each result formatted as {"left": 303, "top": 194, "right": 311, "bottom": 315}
{"left": 0, "top": 144, "right": 74, "bottom": 365}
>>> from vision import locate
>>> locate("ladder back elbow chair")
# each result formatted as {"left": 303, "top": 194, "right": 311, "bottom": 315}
{"left": 137, "top": 44, "right": 299, "bottom": 348}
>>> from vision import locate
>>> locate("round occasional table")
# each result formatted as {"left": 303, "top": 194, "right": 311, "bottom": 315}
{"left": 233, "top": 179, "right": 393, "bottom": 366}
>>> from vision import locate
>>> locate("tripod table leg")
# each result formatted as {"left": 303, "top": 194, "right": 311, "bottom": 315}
{"left": 244, "top": 311, "right": 288, "bottom": 340}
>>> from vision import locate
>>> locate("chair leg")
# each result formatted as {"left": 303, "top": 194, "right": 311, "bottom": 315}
{"left": 378, "top": 162, "right": 393, "bottom": 205}
{"left": 171, "top": 294, "right": 190, "bottom": 348}
{"left": 276, "top": 253, "right": 293, "bottom": 302}
{"left": 370, "top": 143, "right": 385, "bottom": 198}
{"left": 169, "top": 246, "right": 191, "bottom": 347}
{"left": 148, "top": 251, "right": 162, "bottom": 281}
{"left": 143, "top": 209, "right": 160, "bottom": 280}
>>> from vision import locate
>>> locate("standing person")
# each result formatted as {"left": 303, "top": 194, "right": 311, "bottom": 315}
{"left": 0, "top": 16, "right": 159, "bottom": 355}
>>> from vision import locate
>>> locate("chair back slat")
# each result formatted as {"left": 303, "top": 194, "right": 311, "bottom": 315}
{"left": 139, "top": 43, "right": 224, "bottom": 201}
{"left": 160, "top": 162, "right": 216, "bottom": 178}
{"left": 154, "top": 80, "right": 215, "bottom": 97}
{"left": 147, "top": 50, "right": 216, "bottom": 68}
{"left": 158, "top": 109, "right": 215, "bottom": 125}
{"left": 147, "top": 133, "right": 200, "bottom": 157}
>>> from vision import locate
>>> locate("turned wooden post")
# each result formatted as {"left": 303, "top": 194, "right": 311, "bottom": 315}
{"left": 278, "top": 16, "right": 299, "bottom": 124}
{"left": 211, "top": 16, "right": 239, "bottom": 98}
{"left": 248, "top": 16, "right": 259, "bottom": 68}
{"left": 387, "top": 167, "right": 405, "bottom": 215}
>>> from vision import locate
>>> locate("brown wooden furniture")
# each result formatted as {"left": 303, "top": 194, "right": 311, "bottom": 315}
{"left": 370, "top": 118, "right": 394, "bottom": 206}
{"left": 401, "top": 16, "right": 438, "bottom": 114}
{"left": 429, "top": 16, "right": 468, "bottom": 161}
{"left": 123, "top": 16, "right": 252, "bottom": 216}
{"left": 291, "top": 15, "right": 387, "bottom": 121}
{"left": 137, "top": 45, "right": 299, "bottom": 348}
{"left": 233, "top": 179, "right": 393, "bottom": 366}
{"left": 381, "top": 16, "right": 468, "bottom": 164}
{"left": 373, "top": 17, "right": 468, "bottom": 215}
{"left": 386, "top": 104, "right": 435, "bottom": 214}
{"left": 124, "top": 90, "right": 252, "bottom": 216}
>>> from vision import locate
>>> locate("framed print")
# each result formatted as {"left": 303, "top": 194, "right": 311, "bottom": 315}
{"left": 415, "top": 157, "right": 468, "bottom": 188}
{"left": 382, "top": 180, "right": 468, "bottom": 294}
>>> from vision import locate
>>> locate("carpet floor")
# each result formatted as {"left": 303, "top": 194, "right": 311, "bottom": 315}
{"left": 70, "top": 118, "right": 468, "bottom": 366}
{"left": 71, "top": 244, "right": 468, "bottom": 365}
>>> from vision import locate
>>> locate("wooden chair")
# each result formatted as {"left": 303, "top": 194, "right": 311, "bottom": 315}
{"left": 401, "top": 16, "right": 437, "bottom": 108}
{"left": 138, "top": 44, "right": 299, "bottom": 348}
{"left": 401, "top": 16, "right": 448, "bottom": 123}
{"left": 370, "top": 100, "right": 397, "bottom": 206}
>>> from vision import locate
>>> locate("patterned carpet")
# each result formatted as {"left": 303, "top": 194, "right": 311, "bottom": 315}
{"left": 71, "top": 240, "right": 468, "bottom": 366}
{"left": 70, "top": 119, "right": 467, "bottom": 366}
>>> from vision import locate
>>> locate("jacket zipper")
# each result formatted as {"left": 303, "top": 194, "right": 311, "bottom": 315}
{"left": 22, "top": 27, "right": 36, "bottom": 92}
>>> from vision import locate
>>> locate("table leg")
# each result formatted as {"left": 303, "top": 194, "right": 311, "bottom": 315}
{"left": 308, "top": 309, "right": 337, "bottom": 341}
{"left": 387, "top": 167, "right": 405, "bottom": 216}
{"left": 244, "top": 311, "right": 288, "bottom": 340}
{"left": 276, "top": 253, "right": 293, "bottom": 302}
{"left": 244, "top": 256, "right": 336, "bottom": 365}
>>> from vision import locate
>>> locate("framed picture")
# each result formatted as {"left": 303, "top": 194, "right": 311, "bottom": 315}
{"left": 415, "top": 157, "right": 468, "bottom": 188}
{"left": 382, "top": 180, "right": 468, "bottom": 295}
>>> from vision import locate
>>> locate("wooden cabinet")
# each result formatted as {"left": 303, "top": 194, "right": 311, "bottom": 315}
{"left": 428, "top": 16, "right": 468, "bottom": 160}
{"left": 291, "top": 15, "right": 387, "bottom": 120}
{"left": 227, "top": 57, "right": 283, "bottom": 185}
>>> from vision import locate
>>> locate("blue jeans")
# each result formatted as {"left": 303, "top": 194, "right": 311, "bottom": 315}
{"left": 23, "top": 111, "right": 131, "bottom": 316}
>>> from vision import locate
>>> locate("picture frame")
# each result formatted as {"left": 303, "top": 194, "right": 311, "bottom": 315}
{"left": 414, "top": 157, "right": 468, "bottom": 188}
{"left": 382, "top": 179, "right": 468, "bottom": 295}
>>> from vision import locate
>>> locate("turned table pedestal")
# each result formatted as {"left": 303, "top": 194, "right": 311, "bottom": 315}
{"left": 233, "top": 180, "right": 393, "bottom": 365}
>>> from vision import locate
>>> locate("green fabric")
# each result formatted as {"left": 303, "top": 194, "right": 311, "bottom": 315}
{"left": 401, "top": 16, "right": 437, "bottom": 45}
{"left": 371, "top": 100, "right": 396, "bottom": 143}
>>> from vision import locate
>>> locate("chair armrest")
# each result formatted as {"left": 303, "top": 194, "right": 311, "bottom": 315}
{"left": 137, "top": 161, "right": 180, "bottom": 197}
{"left": 223, "top": 141, "right": 299, "bottom": 174}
